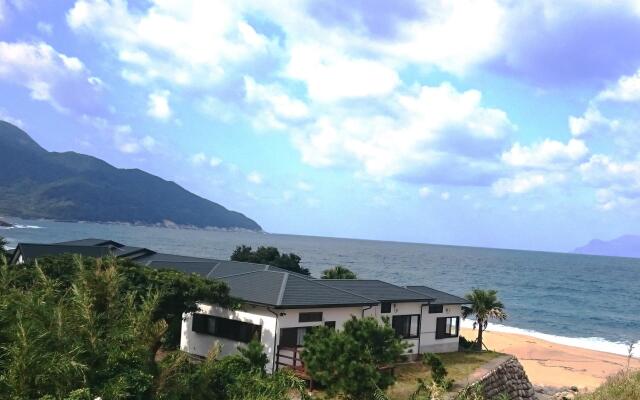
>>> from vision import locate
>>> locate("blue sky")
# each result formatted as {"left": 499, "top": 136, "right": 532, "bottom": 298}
{"left": 2, "top": 0, "right": 640, "bottom": 252}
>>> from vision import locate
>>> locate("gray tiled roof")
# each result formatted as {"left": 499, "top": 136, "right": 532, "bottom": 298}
{"left": 321, "top": 280, "right": 434, "bottom": 302}
{"left": 220, "top": 271, "right": 378, "bottom": 308}
{"left": 11, "top": 243, "right": 114, "bottom": 264}
{"left": 406, "top": 286, "right": 469, "bottom": 305}
{"left": 55, "top": 238, "right": 125, "bottom": 247}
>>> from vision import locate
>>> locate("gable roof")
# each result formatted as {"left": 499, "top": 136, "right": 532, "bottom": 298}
{"left": 406, "top": 286, "right": 469, "bottom": 305}
{"left": 320, "top": 279, "right": 434, "bottom": 302}
{"left": 10, "top": 243, "right": 114, "bottom": 264}
{"left": 55, "top": 238, "right": 125, "bottom": 247}
{"left": 219, "top": 271, "right": 377, "bottom": 308}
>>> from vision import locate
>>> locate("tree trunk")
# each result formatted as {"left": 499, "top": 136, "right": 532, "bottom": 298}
{"left": 476, "top": 319, "right": 484, "bottom": 351}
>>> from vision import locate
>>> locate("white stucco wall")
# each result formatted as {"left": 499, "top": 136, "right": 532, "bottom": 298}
{"left": 180, "top": 303, "right": 278, "bottom": 370}
{"left": 419, "top": 304, "right": 462, "bottom": 353}
{"left": 180, "top": 302, "right": 463, "bottom": 372}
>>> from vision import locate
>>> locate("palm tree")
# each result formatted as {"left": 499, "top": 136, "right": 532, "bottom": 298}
{"left": 461, "top": 289, "right": 507, "bottom": 351}
{"left": 321, "top": 265, "right": 357, "bottom": 279}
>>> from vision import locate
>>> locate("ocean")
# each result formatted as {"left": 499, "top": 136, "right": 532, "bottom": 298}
{"left": 3, "top": 218, "right": 639, "bottom": 357}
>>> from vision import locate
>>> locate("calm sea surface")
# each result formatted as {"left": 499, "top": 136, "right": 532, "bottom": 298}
{"left": 3, "top": 218, "right": 639, "bottom": 355}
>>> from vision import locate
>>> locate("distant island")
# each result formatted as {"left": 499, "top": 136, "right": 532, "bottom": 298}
{"left": 574, "top": 235, "right": 640, "bottom": 258}
{"left": 0, "top": 121, "right": 261, "bottom": 231}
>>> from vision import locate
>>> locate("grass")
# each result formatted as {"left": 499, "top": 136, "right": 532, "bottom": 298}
{"left": 576, "top": 370, "right": 640, "bottom": 400}
{"left": 385, "top": 351, "right": 503, "bottom": 400}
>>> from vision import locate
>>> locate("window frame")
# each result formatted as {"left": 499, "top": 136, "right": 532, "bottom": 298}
{"left": 435, "top": 316, "right": 460, "bottom": 340}
{"left": 298, "top": 312, "right": 323, "bottom": 323}
{"left": 191, "top": 314, "right": 262, "bottom": 344}
{"left": 428, "top": 304, "right": 444, "bottom": 314}
{"left": 380, "top": 302, "right": 392, "bottom": 314}
{"left": 279, "top": 326, "right": 315, "bottom": 347}
{"left": 391, "top": 314, "right": 420, "bottom": 339}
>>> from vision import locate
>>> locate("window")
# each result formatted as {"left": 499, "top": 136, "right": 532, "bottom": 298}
{"left": 192, "top": 314, "right": 261, "bottom": 343}
{"left": 435, "top": 317, "right": 459, "bottom": 339}
{"left": 429, "top": 304, "right": 443, "bottom": 314}
{"left": 391, "top": 315, "right": 420, "bottom": 339}
{"left": 324, "top": 321, "right": 336, "bottom": 329}
{"left": 299, "top": 312, "right": 323, "bottom": 322}
{"left": 280, "top": 327, "right": 315, "bottom": 347}
{"left": 381, "top": 302, "right": 392, "bottom": 314}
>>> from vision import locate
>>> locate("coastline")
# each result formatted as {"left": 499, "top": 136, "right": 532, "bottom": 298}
{"left": 461, "top": 327, "right": 640, "bottom": 391}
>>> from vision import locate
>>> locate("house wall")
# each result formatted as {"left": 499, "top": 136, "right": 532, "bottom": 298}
{"left": 180, "top": 303, "right": 278, "bottom": 370}
{"left": 419, "top": 304, "right": 462, "bottom": 353}
{"left": 363, "top": 301, "right": 424, "bottom": 356}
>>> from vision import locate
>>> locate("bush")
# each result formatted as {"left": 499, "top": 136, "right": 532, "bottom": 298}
{"left": 459, "top": 336, "right": 476, "bottom": 350}
{"left": 424, "top": 353, "right": 453, "bottom": 390}
{"left": 577, "top": 370, "right": 640, "bottom": 400}
{"left": 302, "top": 317, "right": 407, "bottom": 400}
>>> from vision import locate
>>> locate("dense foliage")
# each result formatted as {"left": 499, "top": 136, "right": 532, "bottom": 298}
{"left": 321, "top": 265, "right": 357, "bottom": 279}
{"left": 0, "top": 121, "right": 260, "bottom": 230}
{"left": 230, "top": 245, "right": 310, "bottom": 276}
{"left": 461, "top": 289, "right": 507, "bottom": 351}
{"left": 301, "top": 317, "right": 407, "bottom": 400}
{"left": 576, "top": 370, "right": 640, "bottom": 400}
{"left": 0, "top": 255, "right": 307, "bottom": 399}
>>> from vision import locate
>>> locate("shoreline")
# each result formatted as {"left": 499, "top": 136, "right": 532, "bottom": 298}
{"left": 461, "top": 328, "right": 640, "bottom": 391}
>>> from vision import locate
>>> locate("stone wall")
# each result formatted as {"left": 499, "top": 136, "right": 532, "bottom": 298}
{"left": 467, "top": 356, "right": 536, "bottom": 400}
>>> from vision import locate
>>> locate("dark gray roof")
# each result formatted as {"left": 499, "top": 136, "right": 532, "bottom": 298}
{"left": 406, "top": 286, "right": 469, "bottom": 305}
{"left": 55, "top": 238, "right": 125, "bottom": 247}
{"left": 220, "top": 271, "right": 378, "bottom": 308}
{"left": 320, "top": 280, "right": 433, "bottom": 302}
{"left": 134, "top": 252, "right": 219, "bottom": 265}
{"left": 10, "top": 243, "right": 114, "bottom": 264}
{"left": 146, "top": 260, "right": 221, "bottom": 276}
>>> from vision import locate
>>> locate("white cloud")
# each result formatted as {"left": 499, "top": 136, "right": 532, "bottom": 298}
{"left": 293, "top": 82, "right": 513, "bottom": 185}
{"left": 209, "top": 157, "right": 222, "bottom": 168}
{"left": 0, "top": 40, "right": 101, "bottom": 113}
{"left": 190, "top": 152, "right": 206, "bottom": 165}
{"left": 247, "top": 171, "right": 263, "bottom": 184}
{"left": 492, "top": 172, "right": 560, "bottom": 196}
{"left": 147, "top": 90, "right": 171, "bottom": 120}
{"left": 0, "top": 108, "right": 24, "bottom": 128}
{"left": 596, "top": 69, "right": 640, "bottom": 102}
{"left": 502, "top": 138, "right": 588, "bottom": 169}
{"left": 244, "top": 76, "right": 309, "bottom": 129}
{"left": 285, "top": 45, "right": 399, "bottom": 102}
{"left": 36, "top": 21, "right": 53, "bottom": 35}
{"left": 440, "top": 192, "right": 450, "bottom": 200}
{"left": 580, "top": 155, "right": 640, "bottom": 210}
{"left": 67, "top": 0, "right": 271, "bottom": 87}
{"left": 568, "top": 106, "right": 619, "bottom": 137}
{"left": 418, "top": 186, "right": 431, "bottom": 198}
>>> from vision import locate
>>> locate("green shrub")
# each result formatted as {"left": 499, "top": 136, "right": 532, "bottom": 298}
{"left": 577, "top": 370, "right": 640, "bottom": 400}
{"left": 424, "top": 353, "right": 453, "bottom": 390}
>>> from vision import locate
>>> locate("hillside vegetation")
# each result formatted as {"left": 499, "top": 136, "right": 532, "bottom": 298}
{"left": 0, "top": 120, "right": 261, "bottom": 230}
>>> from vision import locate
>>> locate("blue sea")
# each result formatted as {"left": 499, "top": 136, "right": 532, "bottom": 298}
{"left": 3, "top": 218, "right": 639, "bottom": 357}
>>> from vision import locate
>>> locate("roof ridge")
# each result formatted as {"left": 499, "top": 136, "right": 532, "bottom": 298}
{"left": 205, "top": 261, "right": 222, "bottom": 279}
{"left": 276, "top": 273, "right": 289, "bottom": 305}
{"left": 216, "top": 269, "right": 287, "bottom": 280}
{"left": 291, "top": 274, "right": 379, "bottom": 303}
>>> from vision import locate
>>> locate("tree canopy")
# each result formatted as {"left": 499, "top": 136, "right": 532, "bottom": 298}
{"left": 0, "top": 254, "right": 307, "bottom": 399}
{"left": 301, "top": 316, "right": 407, "bottom": 400}
{"left": 321, "top": 265, "right": 357, "bottom": 279}
{"left": 230, "top": 245, "right": 310, "bottom": 276}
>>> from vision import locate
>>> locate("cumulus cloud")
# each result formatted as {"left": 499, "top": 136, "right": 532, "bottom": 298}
{"left": 0, "top": 40, "right": 103, "bottom": 114}
{"left": 418, "top": 186, "right": 431, "bottom": 198}
{"left": 492, "top": 172, "right": 564, "bottom": 196}
{"left": 568, "top": 106, "right": 619, "bottom": 137}
{"left": 596, "top": 68, "right": 640, "bottom": 102}
{"left": 247, "top": 171, "right": 263, "bottom": 184}
{"left": 147, "top": 90, "right": 171, "bottom": 120}
{"left": 580, "top": 155, "right": 640, "bottom": 209}
{"left": 0, "top": 108, "right": 24, "bottom": 128}
{"left": 502, "top": 138, "right": 588, "bottom": 169}
{"left": 67, "top": 0, "right": 271, "bottom": 88}
{"left": 190, "top": 152, "right": 206, "bottom": 165}
{"left": 292, "top": 82, "right": 514, "bottom": 185}
{"left": 244, "top": 76, "right": 309, "bottom": 129}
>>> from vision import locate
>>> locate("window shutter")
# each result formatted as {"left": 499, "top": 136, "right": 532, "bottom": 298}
{"left": 435, "top": 317, "right": 446, "bottom": 339}
{"left": 192, "top": 314, "right": 208, "bottom": 333}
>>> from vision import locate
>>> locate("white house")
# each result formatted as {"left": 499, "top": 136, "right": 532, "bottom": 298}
{"left": 8, "top": 238, "right": 469, "bottom": 374}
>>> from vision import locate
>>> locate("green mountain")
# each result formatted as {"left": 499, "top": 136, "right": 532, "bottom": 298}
{"left": 0, "top": 121, "right": 261, "bottom": 230}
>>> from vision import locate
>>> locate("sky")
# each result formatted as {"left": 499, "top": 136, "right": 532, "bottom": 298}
{"left": 1, "top": 0, "right": 640, "bottom": 252}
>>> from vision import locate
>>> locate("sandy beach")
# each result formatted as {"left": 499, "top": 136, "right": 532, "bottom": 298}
{"left": 461, "top": 328, "right": 640, "bottom": 391}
